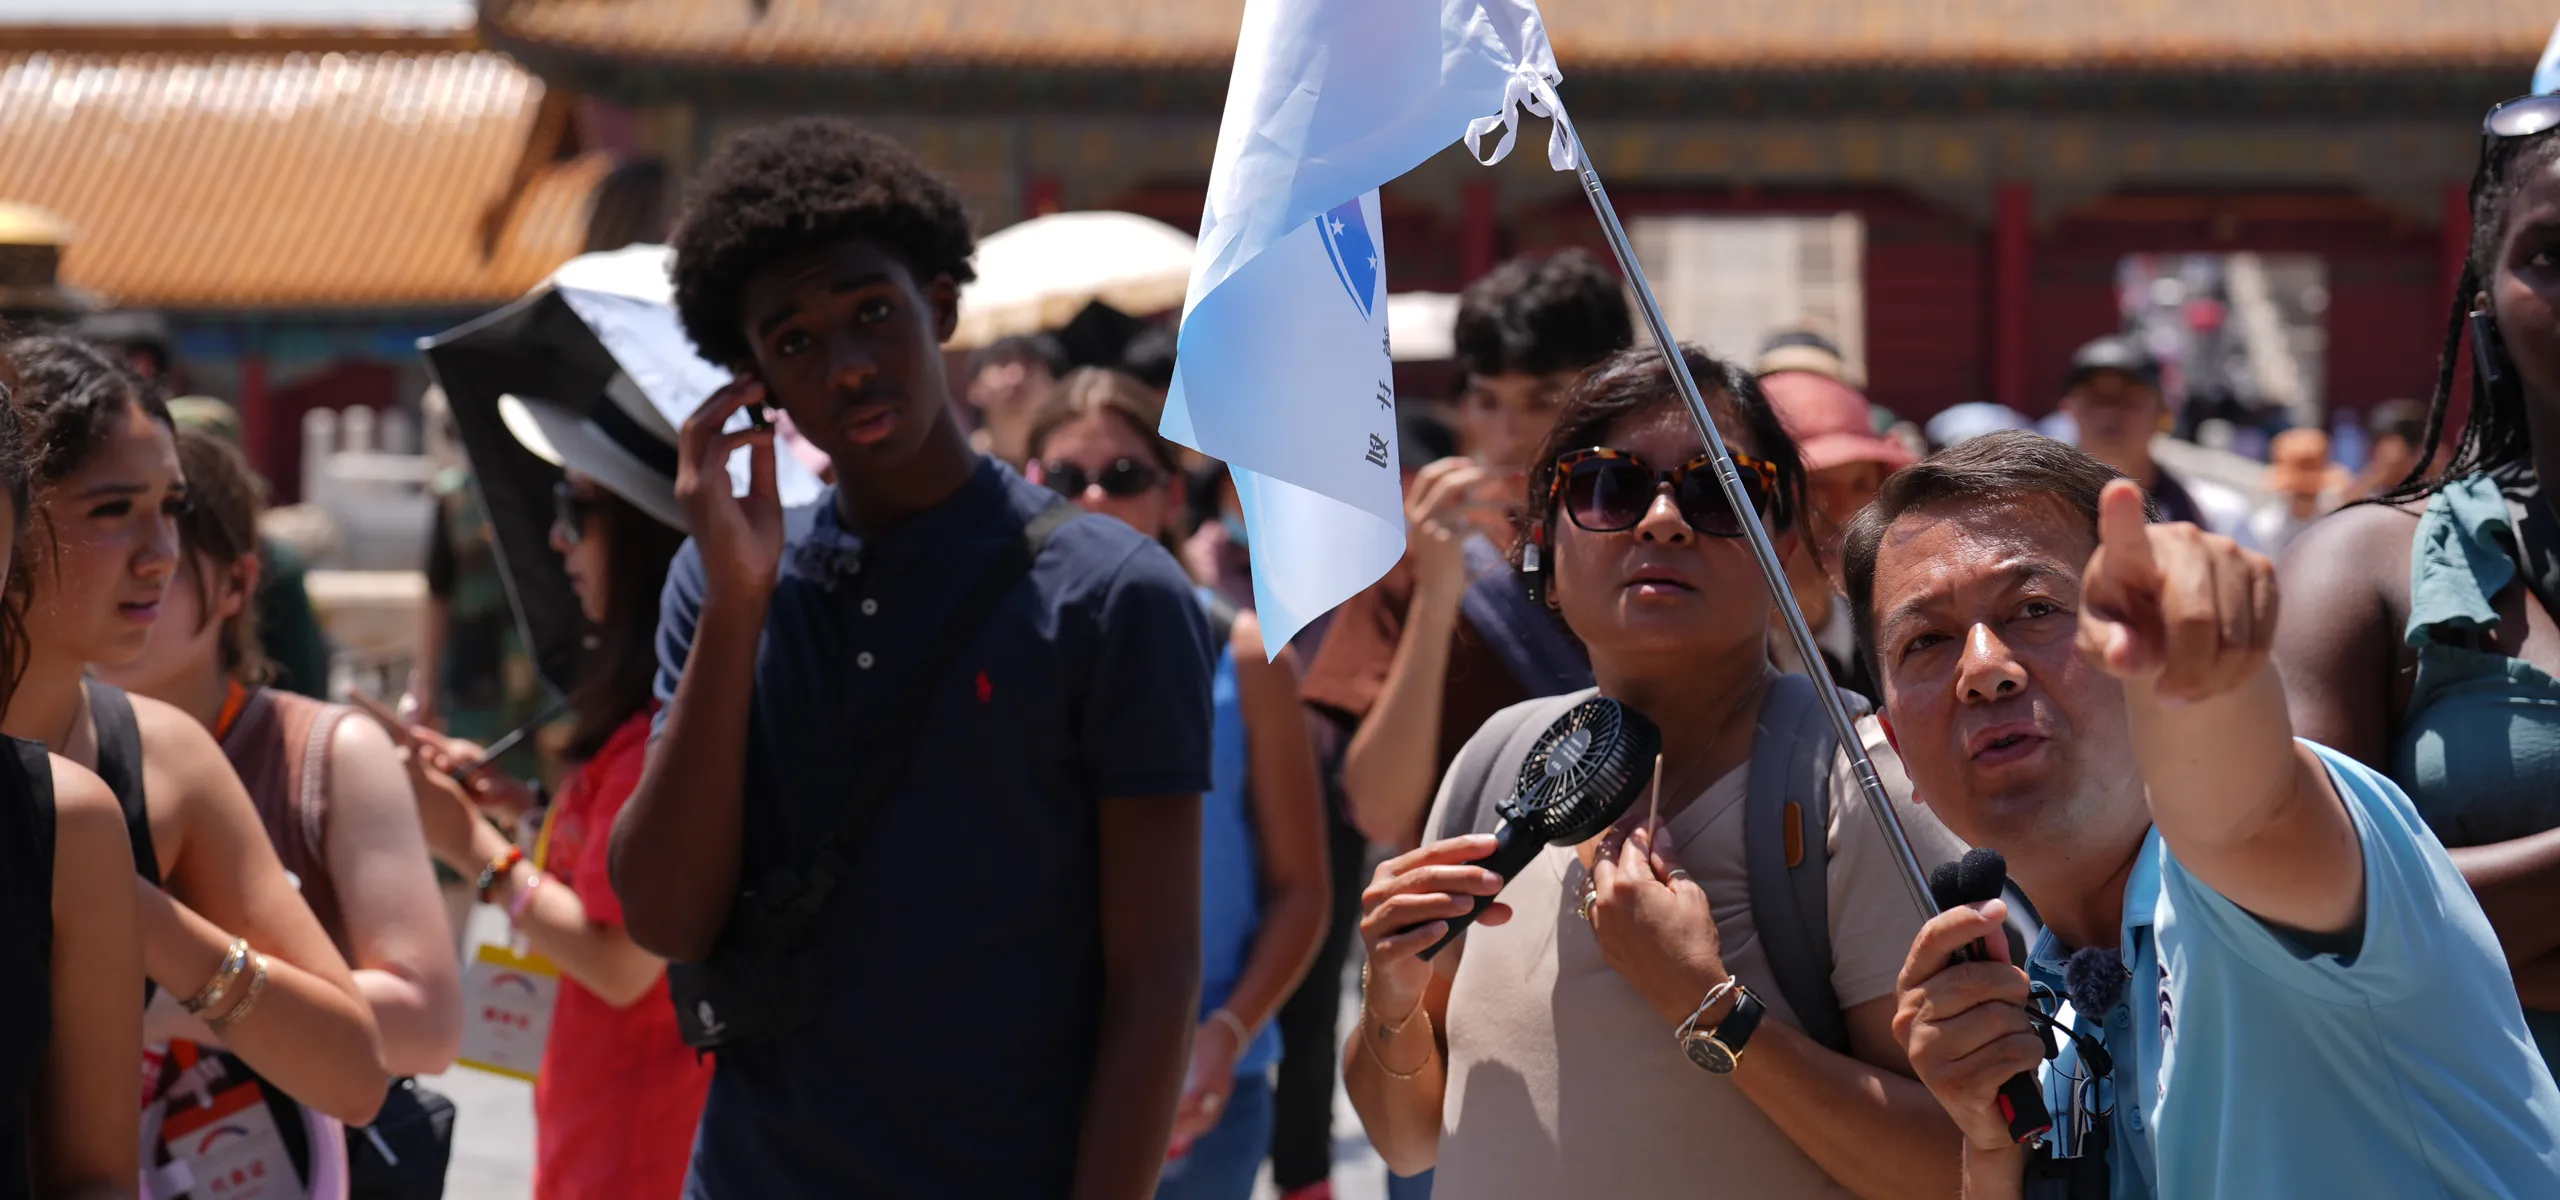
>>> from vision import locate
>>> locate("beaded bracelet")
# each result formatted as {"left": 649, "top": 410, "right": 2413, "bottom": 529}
{"left": 182, "top": 937, "right": 251, "bottom": 1016}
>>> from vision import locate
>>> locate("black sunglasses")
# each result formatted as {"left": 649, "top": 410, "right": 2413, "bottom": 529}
{"left": 552, "top": 480, "right": 597, "bottom": 546}
{"left": 1549, "top": 447, "right": 1777, "bottom": 538}
{"left": 2474, "top": 94, "right": 2560, "bottom": 200}
{"left": 1041, "top": 458, "right": 1166, "bottom": 500}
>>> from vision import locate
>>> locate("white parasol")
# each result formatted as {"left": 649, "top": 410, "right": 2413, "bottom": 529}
{"left": 952, "top": 211, "right": 1196, "bottom": 349}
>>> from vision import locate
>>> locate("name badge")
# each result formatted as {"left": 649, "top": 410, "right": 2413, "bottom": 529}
{"left": 457, "top": 942, "right": 560, "bottom": 1081}
{"left": 159, "top": 1078, "right": 297, "bottom": 1199}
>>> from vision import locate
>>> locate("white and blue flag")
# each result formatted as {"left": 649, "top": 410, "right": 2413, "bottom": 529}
{"left": 2537, "top": 19, "right": 2560, "bottom": 95}
{"left": 1160, "top": 0, "right": 1574, "bottom": 652}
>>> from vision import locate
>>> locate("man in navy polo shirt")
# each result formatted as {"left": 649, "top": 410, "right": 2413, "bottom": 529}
{"left": 610, "top": 118, "right": 1213, "bottom": 1198}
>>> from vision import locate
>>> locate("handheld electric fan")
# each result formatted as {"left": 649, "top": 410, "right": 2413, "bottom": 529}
{"left": 1415, "top": 697, "right": 1661, "bottom": 962}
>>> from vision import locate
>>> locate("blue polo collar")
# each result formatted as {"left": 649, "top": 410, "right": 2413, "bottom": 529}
{"left": 2029, "top": 828, "right": 2163, "bottom": 982}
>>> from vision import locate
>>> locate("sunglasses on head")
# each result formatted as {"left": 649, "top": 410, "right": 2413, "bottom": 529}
{"left": 1548, "top": 447, "right": 1777, "bottom": 538}
{"left": 2474, "top": 94, "right": 2560, "bottom": 200}
{"left": 1041, "top": 458, "right": 1166, "bottom": 500}
{"left": 552, "top": 480, "right": 596, "bottom": 546}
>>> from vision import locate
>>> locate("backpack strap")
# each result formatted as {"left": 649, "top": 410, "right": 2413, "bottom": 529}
{"left": 1743, "top": 673, "right": 1853, "bottom": 1054}
{"left": 88, "top": 680, "right": 158, "bottom": 888}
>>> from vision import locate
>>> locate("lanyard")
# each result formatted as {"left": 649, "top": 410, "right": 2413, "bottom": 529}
{"left": 212, "top": 681, "right": 248, "bottom": 742}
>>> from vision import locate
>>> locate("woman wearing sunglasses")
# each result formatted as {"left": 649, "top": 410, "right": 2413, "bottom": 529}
{"left": 389, "top": 421, "right": 711, "bottom": 1198}
{"left": 1025, "top": 368, "right": 1330, "bottom": 1200}
{"left": 2280, "top": 94, "right": 2560, "bottom": 1082}
{"left": 99, "top": 427, "right": 462, "bottom": 1193}
{"left": 1347, "top": 345, "right": 1965, "bottom": 1199}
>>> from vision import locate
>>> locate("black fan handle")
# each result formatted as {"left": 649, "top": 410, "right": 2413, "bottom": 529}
{"left": 1414, "top": 818, "right": 1546, "bottom": 962}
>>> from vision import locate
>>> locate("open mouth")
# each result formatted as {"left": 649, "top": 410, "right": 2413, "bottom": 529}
{"left": 116, "top": 600, "right": 161, "bottom": 625}
{"left": 1968, "top": 726, "right": 2046, "bottom": 767}
{"left": 839, "top": 402, "right": 900, "bottom": 447}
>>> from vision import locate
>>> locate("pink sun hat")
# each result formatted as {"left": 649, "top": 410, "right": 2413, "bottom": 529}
{"left": 1761, "top": 370, "right": 1916, "bottom": 473}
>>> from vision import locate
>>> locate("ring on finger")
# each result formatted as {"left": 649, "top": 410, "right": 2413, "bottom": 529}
{"left": 1577, "top": 889, "right": 1599, "bottom": 923}
{"left": 1666, "top": 868, "right": 1692, "bottom": 883}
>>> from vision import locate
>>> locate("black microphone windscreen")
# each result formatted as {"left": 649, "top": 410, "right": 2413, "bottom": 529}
{"left": 1956, "top": 847, "right": 2009, "bottom": 907}
{"left": 1928, "top": 859, "right": 1965, "bottom": 913}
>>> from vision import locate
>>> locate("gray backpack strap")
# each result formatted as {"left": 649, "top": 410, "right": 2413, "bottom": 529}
{"left": 1744, "top": 673, "right": 1852, "bottom": 1054}
{"left": 1430, "top": 689, "right": 1597, "bottom": 844}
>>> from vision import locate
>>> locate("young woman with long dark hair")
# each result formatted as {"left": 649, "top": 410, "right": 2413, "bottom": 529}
{"left": 392, "top": 427, "right": 710, "bottom": 1198}
{"left": 0, "top": 357, "right": 142, "bottom": 1200}
{"left": 1025, "top": 368, "right": 1330, "bottom": 1200}
{"left": 1346, "top": 346, "right": 1965, "bottom": 1199}
{"left": 100, "top": 428, "right": 461, "bottom": 1079}
{"left": 2279, "top": 97, "right": 2560, "bottom": 1080}
{"left": 0, "top": 336, "right": 388, "bottom": 1136}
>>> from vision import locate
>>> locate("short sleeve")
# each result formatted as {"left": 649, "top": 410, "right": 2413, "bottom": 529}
{"left": 1297, "top": 556, "right": 1415, "bottom": 732}
{"left": 1080, "top": 542, "right": 1215, "bottom": 799}
{"left": 2155, "top": 741, "right": 2458, "bottom": 1004}
{"left": 649, "top": 538, "right": 706, "bottom": 740}
{"left": 1825, "top": 716, "right": 1971, "bottom": 1009}
{"left": 565, "top": 733, "right": 649, "bottom": 929}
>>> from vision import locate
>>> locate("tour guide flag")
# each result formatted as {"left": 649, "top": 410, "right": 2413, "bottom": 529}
{"left": 1160, "top": 0, "right": 1574, "bottom": 652}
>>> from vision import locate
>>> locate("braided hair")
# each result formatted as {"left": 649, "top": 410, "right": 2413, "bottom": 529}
{"left": 2374, "top": 133, "right": 2560, "bottom": 505}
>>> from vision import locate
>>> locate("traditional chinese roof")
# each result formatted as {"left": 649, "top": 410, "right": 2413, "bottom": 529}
{"left": 0, "top": 50, "right": 609, "bottom": 309}
{"left": 480, "top": 0, "right": 2555, "bottom": 74}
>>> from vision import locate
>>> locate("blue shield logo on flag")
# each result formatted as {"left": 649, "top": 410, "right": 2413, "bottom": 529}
{"left": 1318, "top": 198, "right": 1381, "bottom": 319}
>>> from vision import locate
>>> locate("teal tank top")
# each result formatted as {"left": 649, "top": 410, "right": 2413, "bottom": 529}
{"left": 2395, "top": 473, "right": 2560, "bottom": 1080}
{"left": 1198, "top": 592, "right": 1281, "bottom": 1076}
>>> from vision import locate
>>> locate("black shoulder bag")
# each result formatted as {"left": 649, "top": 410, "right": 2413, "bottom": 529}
{"left": 670, "top": 503, "right": 1079, "bottom": 1050}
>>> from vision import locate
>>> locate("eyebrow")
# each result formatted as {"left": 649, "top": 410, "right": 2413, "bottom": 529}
{"left": 1878, "top": 562, "right": 2075, "bottom": 635}
{"left": 73, "top": 480, "right": 152, "bottom": 500}
{"left": 751, "top": 270, "right": 897, "bottom": 340}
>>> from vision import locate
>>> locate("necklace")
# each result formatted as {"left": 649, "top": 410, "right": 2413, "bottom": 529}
{"left": 1575, "top": 667, "right": 1774, "bottom": 915}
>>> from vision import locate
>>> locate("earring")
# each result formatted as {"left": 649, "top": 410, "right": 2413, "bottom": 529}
{"left": 2473, "top": 309, "right": 2514, "bottom": 395}
{"left": 1522, "top": 526, "right": 1555, "bottom": 610}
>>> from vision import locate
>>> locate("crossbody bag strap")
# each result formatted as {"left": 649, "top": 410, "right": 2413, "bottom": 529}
{"left": 777, "top": 501, "right": 1082, "bottom": 933}
{"left": 1744, "top": 673, "right": 1851, "bottom": 1054}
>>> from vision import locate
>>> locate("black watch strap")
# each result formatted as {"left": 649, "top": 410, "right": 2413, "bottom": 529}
{"left": 1716, "top": 985, "right": 1766, "bottom": 1056}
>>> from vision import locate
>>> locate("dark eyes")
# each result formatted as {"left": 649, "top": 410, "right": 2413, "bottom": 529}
{"left": 855, "top": 298, "right": 894, "bottom": 323}
{"left": 2018, "top": 600, "right": 2062, "bottom": 620}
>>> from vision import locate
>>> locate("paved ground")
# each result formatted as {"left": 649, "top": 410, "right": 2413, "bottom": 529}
{"left": 434, "top": 905, "right": 1392, "bottom": 1198}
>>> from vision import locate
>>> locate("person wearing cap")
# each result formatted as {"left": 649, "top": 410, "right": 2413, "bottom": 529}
{"left": 1762, "top": 370, "right": 1912, "bottom": 702}
{"left": 963, "top": 333, "right": 1068, "bottom": 468}
{"left": 2355, "top": 399, "right": 2440, "bottom": 499}
{"left": 2241, "top": 428, "right": 2341, "bottom": 560}
{"left": 2060, "top": 335, "right": 2246, "bottom": 536}
{"left": 1923, "top": 402, "right": 2032, "bottom": 452}
{"left": 384, "top": 380, "right": 718, "bottom": 1199}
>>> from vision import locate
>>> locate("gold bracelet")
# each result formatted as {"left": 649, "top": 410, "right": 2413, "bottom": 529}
{"left": 204, "top": 953, "right": 269, "bottom": 1033}
{"left": 1361, "top": 1003, "right": 1436, "bottom": 1080}
{"left": 182, "top": 938, "right": 251, "bottom": 1016}
{"left": 1360, "top": 962, "right": 1426, "bottom": 1035}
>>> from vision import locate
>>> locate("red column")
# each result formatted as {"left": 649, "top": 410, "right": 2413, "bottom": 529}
{"left": 2443, "top": 181, "right": 2474, "bottom": 304}
{"left": 1025, "top": 174, "right": 1062, "bottom": 219}
{"left": 1462, "top": 178, "right": 1498, "bottom": 283}
{"left": 240, "top": 352, "right": 274, "bottom": 494}
{"left": 1992, "top": 181, "right": 2034, "bottom": 411}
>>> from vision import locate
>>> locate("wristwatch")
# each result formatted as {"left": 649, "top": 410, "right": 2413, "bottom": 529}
{"left": 1679, "top": 982, "right": 1766, "bottom": 1075}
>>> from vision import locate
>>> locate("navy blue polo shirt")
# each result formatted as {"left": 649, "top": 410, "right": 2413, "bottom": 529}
{"left": 652, "top": 456, "right": 1213, "bottom": 1198}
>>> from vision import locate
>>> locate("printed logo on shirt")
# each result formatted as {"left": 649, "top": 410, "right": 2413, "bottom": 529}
{"left": 2157, "top": 957, "right": 2176, "bottom": 1106}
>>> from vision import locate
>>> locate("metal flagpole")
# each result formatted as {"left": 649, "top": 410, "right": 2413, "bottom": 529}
{"left": 1544, "top": 103, "right": 1940, "bottom": 920}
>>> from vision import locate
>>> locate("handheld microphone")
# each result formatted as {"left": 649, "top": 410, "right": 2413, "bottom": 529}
{"left": 1414, "top": 697, "right": 1661, "bottom": 962}
{"left": 1929, "top": 848, "right": 2055, "bottom": 1146}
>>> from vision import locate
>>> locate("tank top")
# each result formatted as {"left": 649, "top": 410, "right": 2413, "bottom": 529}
{"left": 2394, "top": 473, "right": 2560, "bottom": 1080}
{"left": 1196, "top": 592, "right": 1280, "bottom": 1077}
{"left": 219, "top": 688, "right": 350, "bottom": 956}
{"left": 0, "top": 738, "right": 55, "bottom": 1200}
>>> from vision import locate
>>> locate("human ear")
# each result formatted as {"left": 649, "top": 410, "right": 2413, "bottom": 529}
{"left": 928, "top": 275, "right": 961, "bottom": 343}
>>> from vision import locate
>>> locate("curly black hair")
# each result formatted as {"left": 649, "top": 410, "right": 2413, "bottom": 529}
{"left": 670, "top": 118, "right": 979, "bottom": 368}
{"left": 1453, "top": 249, "right": 1634, "bottom": 379}
{"left": 2373, "top": 129, "right": 2560, "bottom": 505}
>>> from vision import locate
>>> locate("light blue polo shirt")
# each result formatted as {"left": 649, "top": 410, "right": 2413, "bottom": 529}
{"left": 2029, "top": 741, "right": 2560, "bottom": 1199}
